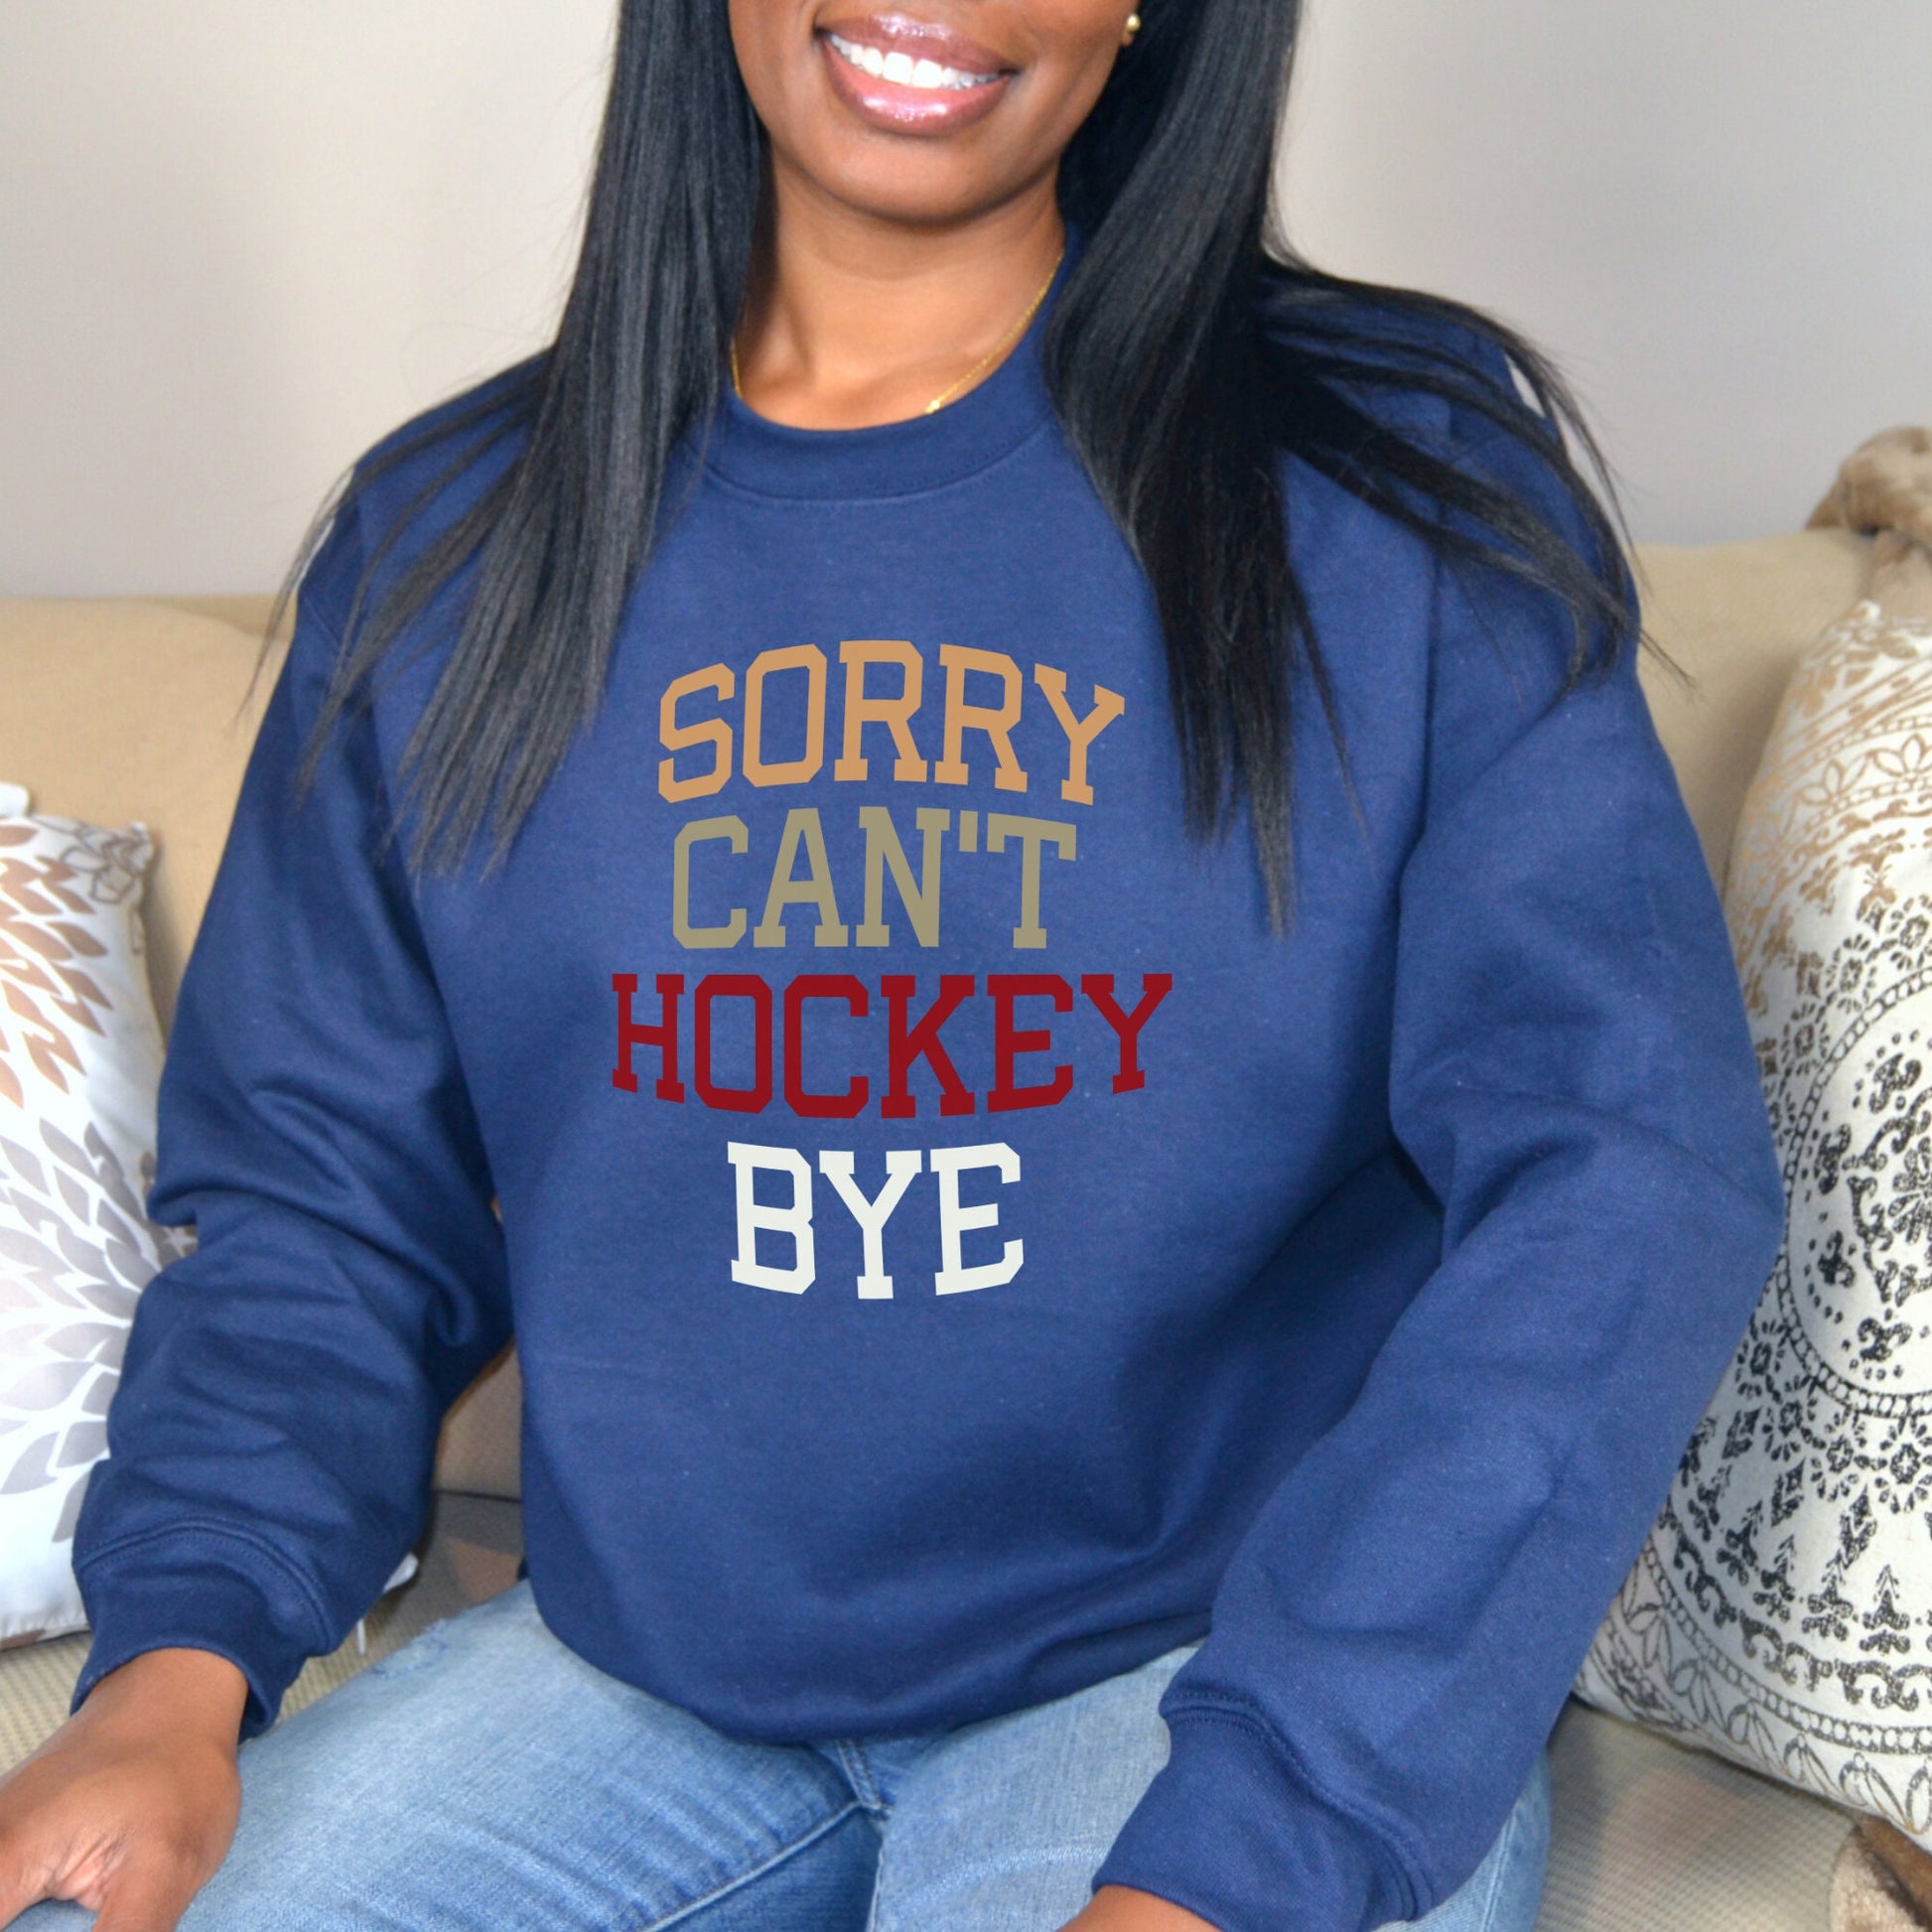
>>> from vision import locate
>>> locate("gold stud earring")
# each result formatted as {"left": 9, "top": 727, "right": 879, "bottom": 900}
{"left": 1122, "top": 11, "right": 1142, "bottom": 44}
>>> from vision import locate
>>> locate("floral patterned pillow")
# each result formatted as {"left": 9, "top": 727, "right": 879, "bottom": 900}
{"left": 1576, "top": 602, "right": 1932, "bottom": 1844}
{"left": 0, "top": 781, "right": 193, "bottom": 1644}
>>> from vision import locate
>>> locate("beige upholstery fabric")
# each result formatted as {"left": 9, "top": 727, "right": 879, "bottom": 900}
{"left": 1809, "top": 426, "right": 1932, "bottom": 621}
{"left": 1833, "top": 1827, "right": 1932, "bottom": 1932}
{"left": 0, "top": 599, "right": 285, "bottom": 1042}
{"left": 1632, "top": 529, "right": 1872, "bottom": 890}
{"left": 1540, "top": 1699, "right": 1851, "bottom": 1932}
{"left": 436, "top": 1343, "right": 522, "bottom": 1499}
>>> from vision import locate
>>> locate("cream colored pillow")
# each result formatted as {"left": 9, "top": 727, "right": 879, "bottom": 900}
{"left": 0, "top": 781, "right": 192, "bottom": 1644}
{"left": 1576, "top": 602, "right": 1932, "bottom": 1843}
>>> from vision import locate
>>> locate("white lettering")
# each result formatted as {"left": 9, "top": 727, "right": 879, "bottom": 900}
{"left": 928, "top": 1142, "right": 1023, "bottom": 1295}
{"left": 726, "top": 1141, "right": 816, "bottom": 1293}
{"left": 818, "top": 1150, "right": 923, "bottom": 1299}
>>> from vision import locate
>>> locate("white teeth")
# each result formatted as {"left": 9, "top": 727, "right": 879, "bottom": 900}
{"left": 826, "top": 31, "right": 994, "bottom": 90}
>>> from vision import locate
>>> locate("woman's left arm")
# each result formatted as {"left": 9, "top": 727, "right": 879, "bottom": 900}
{"left": 1062, "top": 1887, "right": 1218, "bottom": 1931}
{"left": 1084, "top": 409, "right": 1786, "bottom": 1932}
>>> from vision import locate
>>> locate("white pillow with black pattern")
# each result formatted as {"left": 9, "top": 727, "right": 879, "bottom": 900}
{"left": 1576, "top": 602, "right": 1932, "bottom": 1845}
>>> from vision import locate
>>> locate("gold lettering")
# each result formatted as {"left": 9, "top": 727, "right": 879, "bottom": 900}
{"left": 985, "top": 813, "right": 1076, "bottom": 950}
{"left": 857, "top": 807, "right": 949, "bottom": 948}
{"left": 754, "top": 809, "right": 849, "bottom": 949}
{"left": 744, "top": 645, "right": 827, "bottom": 788}
{"left": 934, "top": 644, "right": 1028, "bottom": 793}
{"left": 658, "top": 666, "right": 735, "bottom": 802}
{"left": 1032, "top": 666, "right": 1124, "bottom": 806}
{"left": 835, "top": 641, "right": 928, "bottom": 784}
{"left": 673, "top": 816, "right": 748, "bottom": 949}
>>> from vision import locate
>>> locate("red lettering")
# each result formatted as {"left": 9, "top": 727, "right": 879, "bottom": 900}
{"left": 988, "top": 974, "right": 1073, "bottom": 1112}
{"left": 784, "top": 975, "right": 870, "bottom": 1120}
{"left": 626, "top": 970, "right": 1167, "bottom": 1116}
{"left": 880, "top": 975, "right": 976, "bottom": 1119}
{"left": 1080, "top": 973, "right": 1173, "bottom": 1094}
{"left": 613, "top": 973, "right": 686, "bottom": 1102}
{"left": 694, "top": 974, "right": 772, "bottom": 1114}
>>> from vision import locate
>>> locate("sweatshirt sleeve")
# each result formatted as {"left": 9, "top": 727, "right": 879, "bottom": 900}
{"left": 69, "top": 491, "right": 513, "bottom": 1737}
{"left": 1091, "top": 401, "right": 1786, "bottom": 1930}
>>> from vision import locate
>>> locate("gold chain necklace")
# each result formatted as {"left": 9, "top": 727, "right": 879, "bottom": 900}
{"left": 730, "top": 245, "right": 1064, "bottom": 418}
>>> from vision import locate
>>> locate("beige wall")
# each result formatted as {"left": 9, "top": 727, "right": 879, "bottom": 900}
{"left": 3, "top": 1, "right": 1928, "bottom": 593}
{"left": 0, "top": 2, "right": 613, "bottom": 596}
{"left": 1279, "top": 0, "right": 1932, "bottom": 545}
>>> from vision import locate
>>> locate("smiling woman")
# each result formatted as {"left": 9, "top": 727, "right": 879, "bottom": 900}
{"left": 0, "top": 4, "right": 1785, "bottom": 1932}
{"left": 724, "top": 0, "right": 1131, "bottom": 433}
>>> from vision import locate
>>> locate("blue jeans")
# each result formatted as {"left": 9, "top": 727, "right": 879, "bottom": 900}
{"left": 15, "top": 1582, "right": 1551, "bottom": 1931}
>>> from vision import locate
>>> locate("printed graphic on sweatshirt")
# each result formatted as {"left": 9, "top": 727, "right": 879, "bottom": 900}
{"left": 611, "top": 639, "right": 1173, "bottom": 1299}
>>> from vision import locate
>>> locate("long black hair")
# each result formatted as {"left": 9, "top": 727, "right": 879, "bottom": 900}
{"left": 267, "top": 0, "right": 1654, "bottom": 929}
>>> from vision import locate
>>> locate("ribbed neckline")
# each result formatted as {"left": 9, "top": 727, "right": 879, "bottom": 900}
{"left": 702, "top": 236, "right": 1076, "bottom": 502}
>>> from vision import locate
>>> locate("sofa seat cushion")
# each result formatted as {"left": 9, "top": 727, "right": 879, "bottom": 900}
{"left": 1541, "top": 1698, "right": 1851, "bottom": 1932}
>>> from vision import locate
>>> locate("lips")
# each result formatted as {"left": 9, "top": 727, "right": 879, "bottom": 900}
{"left": 816, "top": 12, "right": 1018, "bottom": 133}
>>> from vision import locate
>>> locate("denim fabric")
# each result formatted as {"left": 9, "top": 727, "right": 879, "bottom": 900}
{"left": 13, "top": 1583, "right": 1551, "bottom": 1931}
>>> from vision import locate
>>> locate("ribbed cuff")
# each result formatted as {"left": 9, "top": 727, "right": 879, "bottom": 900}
{"left": 1092, "top": 1706, "right": 1416, "bottom": 1932}
{"left": 71, "top": 1531, "right": 326, "bottom": 1740}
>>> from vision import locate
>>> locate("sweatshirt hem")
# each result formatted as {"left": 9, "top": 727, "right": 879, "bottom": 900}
{"left": 72, "top": 1521, "right": 334, "bottom": 1737}
{"left": 1167, "top": 1696, "right": 1434, "bottom": 1895}
{"left": 1093, "top": 1702, "right": 1423, "bottom": 1932}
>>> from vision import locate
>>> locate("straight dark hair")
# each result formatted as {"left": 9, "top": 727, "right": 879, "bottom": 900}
{"left": 267, "top": 0, "right": 1657, "bottom": 930}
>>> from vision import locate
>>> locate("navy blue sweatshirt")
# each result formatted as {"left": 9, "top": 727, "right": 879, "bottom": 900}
{"left": 72, "top": 273, "right": 1784, "bottom": 1932}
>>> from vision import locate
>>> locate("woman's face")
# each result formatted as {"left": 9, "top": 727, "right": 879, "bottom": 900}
{"left": 728, "top": 0, "right": 1135, "bottom": 226}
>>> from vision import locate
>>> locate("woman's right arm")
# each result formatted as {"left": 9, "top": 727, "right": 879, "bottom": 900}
{"left": 0, "top": 1649, "right": 245, "bottom": 1928}
{"left": 0, "top": 483, "right": 514, "bottom": 1925}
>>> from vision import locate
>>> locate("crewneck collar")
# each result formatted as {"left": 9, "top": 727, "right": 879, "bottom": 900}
{"left": 702, "top": 231, "right": 1076, "bottom": 502}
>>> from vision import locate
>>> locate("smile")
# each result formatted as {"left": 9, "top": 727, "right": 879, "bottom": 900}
{"left": 825, "top": 31, "right": 1002, "bottom": 91}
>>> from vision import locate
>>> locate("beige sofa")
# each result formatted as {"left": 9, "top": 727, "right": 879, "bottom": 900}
{"left": 0, "top": 530, "right": 1882, "bottom": 1930}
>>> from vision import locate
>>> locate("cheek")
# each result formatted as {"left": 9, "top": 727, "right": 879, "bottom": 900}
{"left": 1019, "top": 59, "right": 1125, "bottom": 164}
{"left": 1016, "top": 2, "right": 1134, "bottom": 132}
{"left": 727, "top": 0, "right": 808, "bottom": 130}
{"left": 1028, "top": 0, "right": 1135, "bottom": 66}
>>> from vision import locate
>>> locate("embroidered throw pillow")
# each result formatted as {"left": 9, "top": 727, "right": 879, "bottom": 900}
{"left": 1575, "top": 601, "right": 1932, "bottom": 1843}
{"left": 0, "top": 781, "right": 193, "bottom": 1644}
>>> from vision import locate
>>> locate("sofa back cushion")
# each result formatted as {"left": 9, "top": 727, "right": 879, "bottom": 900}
{"left": 0, "top": 535, "right": 1873, "bottom": 1025}
{"left": 1633, "top": 531, "right": 1871, "bottom": 887}
{"left": 0, "top": 527, "right": 1875, "bottom": 1509}
{"left": 0, "top": 599, "right": 287, "bottom": 1042}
